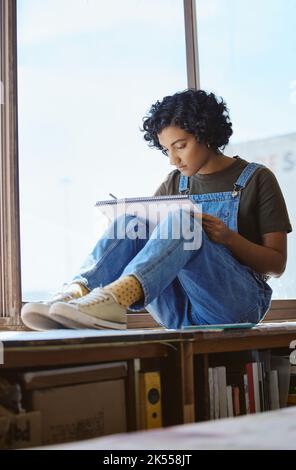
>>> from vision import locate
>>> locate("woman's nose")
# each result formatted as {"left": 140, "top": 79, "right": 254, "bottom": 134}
{"left": 169, "top": 150, "right": 180, "bottom": 166}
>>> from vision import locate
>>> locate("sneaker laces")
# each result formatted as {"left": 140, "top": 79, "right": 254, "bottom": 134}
{"left": 51, "top": 291, "right": 80, "bottom": 302}
{"left": 68, "top": 288, "right": 113, "bottom": 307}
{"left": 51, "top": 282, "right": 87, "bottom": 302}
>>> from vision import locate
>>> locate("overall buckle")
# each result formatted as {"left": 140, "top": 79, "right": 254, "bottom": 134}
{"left": 231, "top": 184, "right": 242, "bottom": 198}
{"left": 179, "top": 188, "right": 189, "bottom": 195}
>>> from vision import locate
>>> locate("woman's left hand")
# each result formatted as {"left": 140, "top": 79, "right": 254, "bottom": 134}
{"left": 196, "top": 212, "right": 234, "bottom": 245}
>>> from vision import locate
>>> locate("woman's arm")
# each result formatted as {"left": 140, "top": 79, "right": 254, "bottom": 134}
{"left": 224, "top": 231, "right": 287, "bottom": 277}
{"left": 200, "top": 213, "right": 287, "bottom": 277}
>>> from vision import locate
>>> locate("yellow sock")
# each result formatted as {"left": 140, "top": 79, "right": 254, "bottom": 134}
{"left": 104, "top": 275, "right": 144, "bottom": 308}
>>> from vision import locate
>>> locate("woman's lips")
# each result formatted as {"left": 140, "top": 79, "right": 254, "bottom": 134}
{"left": 178, "top": 165, "right": 187, "bottom": 171}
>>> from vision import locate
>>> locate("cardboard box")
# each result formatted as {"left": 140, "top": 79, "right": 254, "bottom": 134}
{"left": 21, "top": 362, "right": 127, "bottom": 390}
{"left": 31, "top": 380, "right": 126, "bottom": 445}
{"left": 21, "top": 362, "right": 127, "bottom": 445}
{"left": 0, "top": 411, "right": 41, "bottom": 449}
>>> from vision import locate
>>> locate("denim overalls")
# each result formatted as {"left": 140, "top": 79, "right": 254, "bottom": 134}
{"left": 72, "top": 162, "right": 273, "bottom": 329}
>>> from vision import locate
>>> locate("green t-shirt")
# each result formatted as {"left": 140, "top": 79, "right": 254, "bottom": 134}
{"left": 153, "top": 156, "right": 292, "bottom": 245}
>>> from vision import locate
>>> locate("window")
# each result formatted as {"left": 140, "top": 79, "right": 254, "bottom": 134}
{"left": 1, "top": 0, "right": 295, "bottom": 327}
{"left": 17, "top": 0, "right": 187, "bottom": 301}
{"left": 196, "top": 0, "right": 296, "bottom": 299}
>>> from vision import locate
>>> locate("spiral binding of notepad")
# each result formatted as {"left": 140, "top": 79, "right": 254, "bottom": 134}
{"left": 95, "top": 195, "right": 190, "bottom": 206}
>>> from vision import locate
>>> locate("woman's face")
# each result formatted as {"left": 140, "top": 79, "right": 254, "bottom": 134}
{"left": 157, "top": 125, "right": 212, "bottom": 176}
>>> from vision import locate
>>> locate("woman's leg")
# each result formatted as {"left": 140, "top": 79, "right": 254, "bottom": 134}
{"left": 121, "top": 212, "right": 272, "bottom": 328}
{"left": 50, "top": 209, "right": 200, "bottom": 329}
{"left": 57, "top": 209, "right": 271, "bottom": 329}
{"left": 177, "top": 230, "right": 273, "bottom": 325}
{"left": 144, "top": 277, "right": 192, "bottom": 329}
{"left": 70, "top": 214, "right": 151, "bottom": 290}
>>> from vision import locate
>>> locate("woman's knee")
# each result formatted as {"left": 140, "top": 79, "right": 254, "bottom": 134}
{"left": 113, "top": 214, "right": 150, "bottom": 240}
{"left": 158, "top": 209, "right": 202, "bottom": 246}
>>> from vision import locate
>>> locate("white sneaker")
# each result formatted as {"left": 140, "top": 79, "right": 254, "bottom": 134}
{"left": 21, "top": 291, "right": 85, "bottom": 331}
{"left": 49, "top": 287, "right": 127, "bottom": 330}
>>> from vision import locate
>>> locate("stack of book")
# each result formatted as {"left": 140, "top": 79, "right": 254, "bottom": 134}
{"left": 207, "top": 351, "right": 291, "bottom": 419}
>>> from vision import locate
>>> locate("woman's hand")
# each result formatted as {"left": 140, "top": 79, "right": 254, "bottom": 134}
{"left": 195, "top": 213, "right": 287, "bottom": 276}
{"left": 196, "top": 213, "right": 234, "bottom": 245}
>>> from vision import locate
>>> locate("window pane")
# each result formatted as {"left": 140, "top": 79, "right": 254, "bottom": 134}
{"left": 196, "top": 0, "right": 296, "bottom": 298}
{"left": 17, "top": 0, "right": 187, "bottom": 300}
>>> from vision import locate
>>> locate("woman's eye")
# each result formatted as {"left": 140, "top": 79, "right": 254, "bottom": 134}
{"left": 161, "top": 144, "right": 185, "bottom": 155}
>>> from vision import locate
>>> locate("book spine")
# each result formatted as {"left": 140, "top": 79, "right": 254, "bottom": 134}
{"left": 213, "top": 368, "right": 219, "bottom": 419}
{"left": 261, "top": 360, "right": 269, "bottom": 411}
{"left": 232, "top": 386, "right": 240, "bottom": 416}
{"left": 269, "top": 370, "right": 280, "bottom": 410}
{"left": 217, "top": 366, "right": 227, "bottom": 419}
{"left": 208, "top": 368, "right": 214, "bottom": 420}
{"left": 243, "top": 373, "right": 250, "bottom": 414}
{"left": 226, "top": 385, "right": 234, "bottom": 417}
{"left": 258, "top": 362, "right": 265, "bottom": 411}
{"left": 246, "top": 363, "right": 255, "bottom": 413}
{"left": 252, "top": 362, "right": 261, "bottom": 413}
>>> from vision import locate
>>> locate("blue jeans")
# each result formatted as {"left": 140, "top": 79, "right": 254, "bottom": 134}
{"left": 72, "top": 212, "right": 272, "bottom": 329}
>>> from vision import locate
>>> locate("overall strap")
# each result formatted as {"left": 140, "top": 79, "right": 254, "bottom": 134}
{"left": 231, "top": 162, "right": 265, "bottom": 197}
{"left": 178, "top": 162, "right": 265, "bottom": 196}
{"left": 178, "top": 175, "right": 189, "bottom": 194}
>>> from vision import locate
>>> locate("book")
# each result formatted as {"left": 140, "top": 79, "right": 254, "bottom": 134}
{"left": 246, "top": 363, "right": 256, "bottom": 413}
{"left": 227, "top": 371, "right": 245, "bottom": 415}
{"left": 257, "top": 362, "right": 265, "bottom": 411}
{"left": 226, "top": 385, "right": 234, "bottom": 417}
{"left": 269, "top": 370, "right": 280, "bottom": 410}
{"left": 217, "top": 366, "right": 227, "bottom": 418}
{"left": 243, "top": 373, "right": 250, "bottom": 414}
{"left": 252, "top": 362, "right": 261, "bottom": 413}
{"left": 95, "top": 194, "right": 201, "bottom": 228}
{"left": 256, "top": 349, "right": 271, "bottom": 411}
{"left": 270, "top": 354, "right": 291, "bottom": 408}
{"left": 208, "top": 368, "right": 214, "bottom": 420}
{"left": 232, "top": 386, "right": 240, "bottom": 416}
{"left": 213, "top": 368, "right": 220, "bottom": 419}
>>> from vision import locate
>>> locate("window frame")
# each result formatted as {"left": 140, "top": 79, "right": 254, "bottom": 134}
{"left": 0, "top": 0, "right": 22, "bottom": 330}
{"left": 0, "top": 0, "right": 295, "bottom": 330}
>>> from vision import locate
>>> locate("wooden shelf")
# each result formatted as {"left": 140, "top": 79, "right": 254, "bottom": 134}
{"left": 1, "top": 321, "right": 296, "bottom": 432}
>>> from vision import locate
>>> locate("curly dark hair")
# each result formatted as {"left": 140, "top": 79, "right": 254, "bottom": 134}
{"left": 142, "top": 89, "right": 233, "bottom": 155}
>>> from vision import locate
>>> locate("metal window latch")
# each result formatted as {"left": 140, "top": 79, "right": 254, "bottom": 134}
{"left": 231, "top": 184, "right": 242, "bottom": 198}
